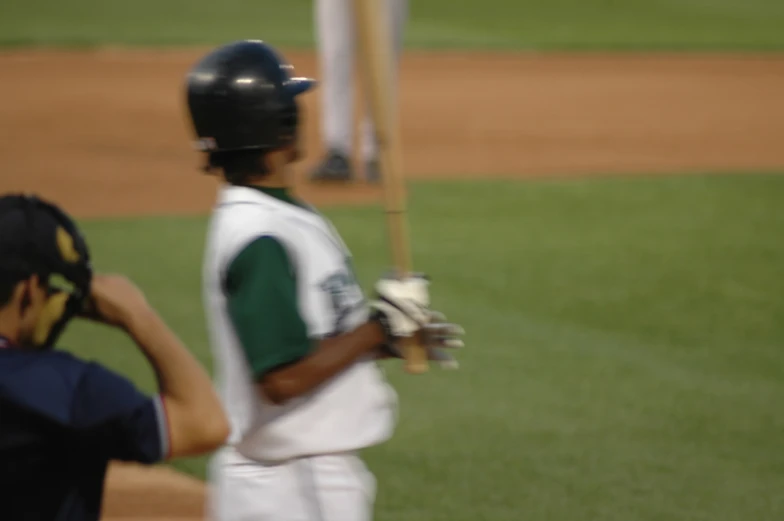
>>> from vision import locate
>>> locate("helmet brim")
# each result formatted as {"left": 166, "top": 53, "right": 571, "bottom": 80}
{"left": 285, "top": 77, "right": 317, "bottom": 97}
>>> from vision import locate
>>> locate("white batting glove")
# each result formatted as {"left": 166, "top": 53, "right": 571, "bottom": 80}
{"left": 368, "top": 273, "right": 431, "bottom": 338}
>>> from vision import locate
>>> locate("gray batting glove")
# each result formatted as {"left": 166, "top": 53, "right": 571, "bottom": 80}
{"left": 378, "top": 310, "right": 466, "bottom": 369}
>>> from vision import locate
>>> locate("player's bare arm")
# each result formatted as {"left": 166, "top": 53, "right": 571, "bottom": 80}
{"left": 260, "top": 274, "right": 464, "bottom": 405}
{"left": 259, "top": 321, "right": 385, "bottom": 404}
{"left": 84, "top": 273, "right": 230, "bottom": 458}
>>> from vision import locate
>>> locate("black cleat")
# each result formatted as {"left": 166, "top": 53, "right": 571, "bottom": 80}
{"left": 309, "top": 150, "right": 353, "bottom": 182}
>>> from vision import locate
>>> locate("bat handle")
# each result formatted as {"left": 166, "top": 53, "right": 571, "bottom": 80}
{"left": 403, "top": 337, "right": 429, "bottom": 374}
{"left": 392, "top": 268, "right": 430, "bottom": 374}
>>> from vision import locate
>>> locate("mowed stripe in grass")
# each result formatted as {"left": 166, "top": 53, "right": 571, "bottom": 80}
{"left": 62, "top": 173, "right": 784, "bottom": 520}
{"left": 331, "top": 173, "right": 784, "bottom": 521}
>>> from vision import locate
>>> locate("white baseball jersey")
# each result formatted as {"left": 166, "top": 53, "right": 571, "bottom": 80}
{"left": 202, "top": 184, "right": 397, "bottom": 463}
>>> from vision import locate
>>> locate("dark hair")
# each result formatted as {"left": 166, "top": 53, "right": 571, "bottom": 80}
{"left": 205, "top": 150, "right": 270, "bottom": 185}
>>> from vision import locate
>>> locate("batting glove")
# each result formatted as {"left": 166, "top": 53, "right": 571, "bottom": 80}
{"left": 379, "top": 310, "right": 466, "bottom": 369}
{"left": 369, "top": 273, "right": 431, "bottom": 338}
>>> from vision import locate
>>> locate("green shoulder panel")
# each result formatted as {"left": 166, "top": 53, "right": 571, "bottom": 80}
{"left": 224, "top": 235, "right": 312, "bottom": 379}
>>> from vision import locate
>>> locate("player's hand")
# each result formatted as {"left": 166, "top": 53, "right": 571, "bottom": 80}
{"left": 417, "top": 310, "right": 465, "bottom": 350}
{"left": 378, "top": 310, "right": 465, "bottom": 369}
{"left": 79, "top": 273, "right": 152, "bottom": 330}
{"left": 368, "top": 272, "right": 431, "bottom": 338}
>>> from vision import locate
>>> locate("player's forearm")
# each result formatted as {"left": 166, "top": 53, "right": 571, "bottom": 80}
{"left": 124, "top": 307, "right": 230, "bottom": 457}
{"left": 259, "top": 321, "right": 385, "bottom": 405}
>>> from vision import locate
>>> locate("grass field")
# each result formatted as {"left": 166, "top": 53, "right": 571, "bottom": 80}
{"left": 3, "top": 0, "right": 784, "bottom": 49}
{"left": 60, "top": 174, "right": 784, "bottom": 520}
{"left": 4, "top": 0, "right": 784, "bottom": 519}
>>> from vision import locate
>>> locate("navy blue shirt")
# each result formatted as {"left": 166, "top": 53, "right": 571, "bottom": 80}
{"left": 0, "top": 345, "right": 169, "bottom": 521}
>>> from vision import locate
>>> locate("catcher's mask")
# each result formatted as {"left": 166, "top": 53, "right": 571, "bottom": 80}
{"left": 0, "top": 194, "right": 92, "bottom": 348}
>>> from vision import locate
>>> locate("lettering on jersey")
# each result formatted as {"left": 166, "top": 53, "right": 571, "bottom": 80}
{"left": 319, "top": 261, "right": 365, "bottom": 333}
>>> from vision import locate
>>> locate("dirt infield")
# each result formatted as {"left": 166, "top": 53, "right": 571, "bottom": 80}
{"left": 2, "top": 50, "right": 784, "bottom": 219}
{"left": 1, "top": 49, "right": 783, "bottom": 519}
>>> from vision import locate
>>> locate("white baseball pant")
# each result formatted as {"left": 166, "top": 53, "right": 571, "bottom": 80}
{"left": 207, "top": 446, "right": 377, "bottom": 521}
{"left": 314, "top": 0, "right": 409, "bottom": 161}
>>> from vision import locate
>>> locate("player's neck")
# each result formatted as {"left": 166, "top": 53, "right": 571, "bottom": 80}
{"left": 249, "top": 169, "right": 288, "bottom": 189}
{"left": 247, "top": 148, "right": 294, "bottom": 189}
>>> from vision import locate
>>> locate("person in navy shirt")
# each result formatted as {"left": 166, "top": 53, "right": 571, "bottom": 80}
{"left": 0, "top": 194, "right": 229, "bottom": 521}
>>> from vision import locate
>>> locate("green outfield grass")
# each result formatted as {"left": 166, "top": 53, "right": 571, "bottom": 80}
{"left": 60, "top": 173, "right": 784, "bottom": 521}
{"left": 2, "top": 0, "right": 784, "bottom": 50}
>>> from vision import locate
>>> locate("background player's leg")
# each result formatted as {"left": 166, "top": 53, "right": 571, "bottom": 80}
{"left": 361, "top": 0, "right": 409, "bottom": 183}
{"left": 311, "top": 0, "right": 356, "bottom": 182}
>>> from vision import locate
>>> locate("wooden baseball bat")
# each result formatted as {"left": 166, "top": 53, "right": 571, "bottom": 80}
{"left": 351, "top": 0, "right": 429, "bottom": 374}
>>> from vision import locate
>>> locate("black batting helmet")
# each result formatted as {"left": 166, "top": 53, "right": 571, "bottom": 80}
{"left": 185, "top": 40, "right": 316, "bottom": 156}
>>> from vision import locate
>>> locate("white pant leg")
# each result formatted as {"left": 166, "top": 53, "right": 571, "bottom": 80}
{"left": 291, "top": 454, "right": 377, "bottom": 521}
{"left": 360, "top": 0, "right": 409, "bottom": 162}
{"left": 206, "top": 448, "right": 307, "bottom": 521}
{"left": 315, "top": 0, "right": 355, "bottom": 156}
{"left": 207, "top": 448, "right": 376, "bottom": 521}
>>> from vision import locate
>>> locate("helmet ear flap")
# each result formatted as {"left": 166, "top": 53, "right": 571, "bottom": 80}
{"left": 277, "top": 104, "right": 298, "bottom": 146}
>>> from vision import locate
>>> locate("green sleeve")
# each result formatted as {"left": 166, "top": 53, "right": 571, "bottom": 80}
{"left": 224, "top": 236, "right": 312, "bottom": 379}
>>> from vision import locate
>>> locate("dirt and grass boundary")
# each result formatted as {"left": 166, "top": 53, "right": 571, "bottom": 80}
{"left": 1, "top": 49, "right": 782, "bottom": 519}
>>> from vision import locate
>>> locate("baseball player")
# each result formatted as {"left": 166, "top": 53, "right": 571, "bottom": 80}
{"left": 184, "top": 40, "right": 464, "bottom": 521}
{"left": 310, "top": 0, "right": 408, "bottom": 183}
{"left": 0, "top": 194, "right": 229, "bottom": 521}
